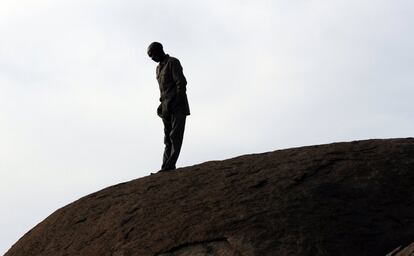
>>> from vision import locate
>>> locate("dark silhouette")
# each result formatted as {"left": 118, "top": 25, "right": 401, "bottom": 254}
{"left": 147, "top": 42, "right": 190, "bottom": 172}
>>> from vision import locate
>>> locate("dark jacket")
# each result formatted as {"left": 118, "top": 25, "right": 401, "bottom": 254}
{"left": 156, "top": 55, "right": 190, "bottom": 117}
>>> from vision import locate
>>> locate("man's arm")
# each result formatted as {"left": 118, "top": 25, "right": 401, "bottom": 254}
{"left": 161, "top": 58, "right": 187, "bottom": 117}
{"left": 171, "top": 58, "right": 187, "bottom": 96}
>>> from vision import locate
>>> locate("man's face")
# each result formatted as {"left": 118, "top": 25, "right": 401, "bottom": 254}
{"left": 147, "top": 48, "right": 163, "bottom": 63}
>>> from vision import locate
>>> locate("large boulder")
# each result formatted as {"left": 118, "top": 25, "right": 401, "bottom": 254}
{"left": 388, "top": 242, "right": 414, "bottom": 256}
{"left": 6, "top": 138, "right": 414, "bottom": 256}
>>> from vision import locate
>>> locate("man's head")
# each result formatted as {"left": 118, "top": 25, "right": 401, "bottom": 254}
{"left": 147, "top": 42, "right": 165, "bottom": 63}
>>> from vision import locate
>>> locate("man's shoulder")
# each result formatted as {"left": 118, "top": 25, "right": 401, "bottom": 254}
{"left": 166, "top": 55, "right": 181, "bottom": 64}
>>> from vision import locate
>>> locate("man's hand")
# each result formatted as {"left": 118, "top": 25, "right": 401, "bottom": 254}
{"left": 162, "top": 104, "right": 170, "bottom": 117}
{"left": 157, "top": 103, "right": 171, "bottom": 118}
{"left": 157, "top": 104, "right": 163, "bottom": 117}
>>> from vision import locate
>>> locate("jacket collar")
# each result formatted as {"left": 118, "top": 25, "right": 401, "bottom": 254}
{"left": 159, "top": 54, "right": 170, "bottom": 65}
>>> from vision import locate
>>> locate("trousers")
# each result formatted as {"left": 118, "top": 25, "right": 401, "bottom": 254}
{"left": 161, "top": 111, "right": 186, "bottom": 171}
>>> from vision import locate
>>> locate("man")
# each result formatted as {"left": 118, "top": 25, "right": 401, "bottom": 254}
{"left": 147, "top": 42, "right": 190, "bottom": 172}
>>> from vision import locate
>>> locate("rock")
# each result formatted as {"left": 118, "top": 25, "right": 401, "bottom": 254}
{"left": 388, "top": 242, "right": 414, "bottom": 256}
{"left": 5, "top": 138, "right": 414, "bottom": 256}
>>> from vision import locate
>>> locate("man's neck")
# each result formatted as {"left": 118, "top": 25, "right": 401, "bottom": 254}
{"left": 159, "top": 54, "right": 168, "bottom": 64}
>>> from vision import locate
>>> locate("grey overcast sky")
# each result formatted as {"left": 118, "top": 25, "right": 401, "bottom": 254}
{"left": 1, "top": 0, "right": 413, "bottom": 253}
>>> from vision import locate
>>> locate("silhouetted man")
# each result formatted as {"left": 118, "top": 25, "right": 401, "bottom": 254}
{"left": 147, "top": 42, "right": 190, "bottom": 172}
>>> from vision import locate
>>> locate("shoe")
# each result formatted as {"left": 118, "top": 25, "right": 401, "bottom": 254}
{"left": 157, "top": 168, "right": 172, "bottom": 173}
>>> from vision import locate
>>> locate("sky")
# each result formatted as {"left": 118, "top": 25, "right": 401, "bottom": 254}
{"left": 1, "top": 0, "right": 413, "bottom": 253}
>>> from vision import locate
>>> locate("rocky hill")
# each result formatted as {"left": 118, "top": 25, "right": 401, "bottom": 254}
{"left": 6, "top": 138, "right": 414, "bottom": 256}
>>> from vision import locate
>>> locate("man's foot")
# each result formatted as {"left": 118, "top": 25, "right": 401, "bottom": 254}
{"left": 158, "top": 168, "right": 175, "bottom": 173}
{"left": 150, "top": 166, "right": 176, "bottom": 175}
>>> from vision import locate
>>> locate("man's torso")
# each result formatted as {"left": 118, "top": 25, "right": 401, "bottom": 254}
{"left": 156, "top": 55, "right": 190, "bottom": 115}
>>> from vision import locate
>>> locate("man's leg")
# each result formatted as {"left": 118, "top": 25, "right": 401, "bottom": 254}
{"left": 161, "top": 116, "right": 172, "bottom": 170}
{"left": 163, "top": 112, "right": 186, "bottom": 170}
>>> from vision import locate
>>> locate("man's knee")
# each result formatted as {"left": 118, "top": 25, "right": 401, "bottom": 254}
{"left": 172, "top": 114, "right": 186, "bottom": 132}
{"left": 164, "top": 137, "right": 172, "bottom": 146}
{"left": 169, "top": 128, "right": 184, "bottom": 142}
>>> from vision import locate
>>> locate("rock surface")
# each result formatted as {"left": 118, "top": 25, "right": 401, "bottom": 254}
{"left": 388, "top": 242, "right": 414, "bottom": 256}
{"left": 6, "top": 138, "right": 414, "bottom": 256}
